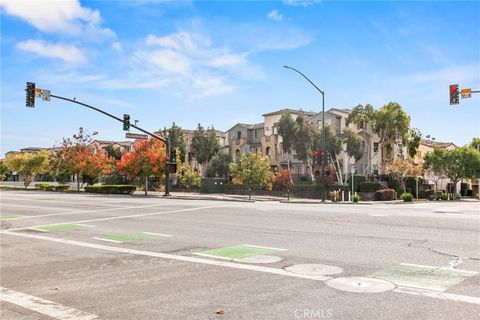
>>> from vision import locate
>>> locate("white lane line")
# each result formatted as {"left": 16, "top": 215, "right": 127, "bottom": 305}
{"left": 243, "top": 244, "right": 287, "bottom": 251}
{"left": 6, "top": 205, "right": 237, "bottom": 232}
{"left": 0, "top": 286, "right": 99, "bottom": 320}
{"left": 141, "top": 232, "right": 172, "bottom": 237}
{"left": 1, "top": 197, "right": 131, "bottom": 208}
{"left": 0, "top": 203, "right": 80, "bottom": 211}
{"left": 92, "top": 237, "right": 123, "bottom": 244}
{"left": 394, "top": 286, "right": 480, "bottom": 305}
{"left": 192, "top": 252, "right": 234, "bottom": 261}
{"left": 2, "top": 203, "right": 176, "bottom": 221}
{"left": 2, "top": 231, "right": 331, "bottom": 282}
{"left": 28, "top": 227, "right": 49, "bottom": 232}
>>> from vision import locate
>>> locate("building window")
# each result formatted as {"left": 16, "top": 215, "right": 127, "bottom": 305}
{"left": 266, "top": 146, "right": 271, "bottom": 156}
{"left": 374, "top": 143, "right": 379, "bottom": 152}
{"left": 254, "top": 130, "right": 258, "bottom": 139}
{"left": 357, "top": 121, "right": 364, "bottom": 130}
{"left": 237, "top": 131, "right": 241, "bottom": 139}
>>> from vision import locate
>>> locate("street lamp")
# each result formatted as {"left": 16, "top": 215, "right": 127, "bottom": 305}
{"left": 283, "top": 65, "right": 326, "bottom": 202}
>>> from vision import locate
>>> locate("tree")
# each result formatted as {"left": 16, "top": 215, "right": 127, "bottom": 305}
{"left": 346, "top": 104, "right": 377, "bottom": 174}
{"left": 104, "top": 144, "right": 123, "bottom": 161}
{"left": 424, "top": 147, "right": 480, "bottom": 195}
{"left": 388, "top": 158, "right": 423, "bottom": 193}
{"left": 406, "top": 128, "right": 422, "bottom": 158}
{"left": 276, "top": 112, "right": 296, "bottom": 170}
{"left": 116, "top": 139, "right": 167, "bottom": 195}
{"left": 423, "top": 147, "right": 447, "bottom": 193}
{"left": 293, "top": 113, "right": 314, "bottom": 176}
{"left": 468, "top": 137, "right": 480, "bottom": 150}
{"left": 229, "top": 153, "right": 273, "bottom": 191}
{"left": 175, "top": 158, "right": 201, "bottom": 189}
{"left": 206, "top": 149, "right": 233, "bottom": 178}
{"left": 373, "top": 102, "right": 410, "bottom": 168}
{"left": 191, "top": 124, "right": 220, "bottom": 175}
{"left": 0, "top": 161, "right": 9, "bottom": 181}
{"left": 4, "top": 151, "right": 50, "bottom": 187}
{"left": 53, "top": 128, "right": 112, "bottom": 189}
{"left": 313, "top": 124, "right": 342, "bottom": 183}
{"left": 165, "top": 122, "right": 186, "bottom": 162}
{"left": 343, "top": 128, "right": 364, "bottom": 162}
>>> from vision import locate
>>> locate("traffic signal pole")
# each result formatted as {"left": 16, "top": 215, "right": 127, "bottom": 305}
{"left": 27, "top": 88, "right": 171, "bottom": 196}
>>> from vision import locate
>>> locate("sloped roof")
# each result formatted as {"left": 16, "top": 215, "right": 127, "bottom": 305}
{"left": 420, "top": 139, "right": 457, "bottom": 148}
{"left": 262, "top": 108, "right": 316, "bottom": 117}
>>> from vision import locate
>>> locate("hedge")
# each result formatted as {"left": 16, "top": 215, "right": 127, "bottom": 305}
{"left": 374, "top": 189, "right": 396, "bottom": 201}
{"left": 346, "top": 175, "right": 367, "bottom": 192}
{"left": 401, "top": 192, "right": 413, "bottom": 202}
{"left": 36, "top": 184, "right": 70, "bottom": 191}
{"left": 359, "top": 182, "right": 381, "bottom": 193}
{"left": 84, "top": 185, "right": 137, "bottom": 194}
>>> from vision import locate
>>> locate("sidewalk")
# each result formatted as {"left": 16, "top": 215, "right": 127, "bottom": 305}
{"left": 133, "top": 191, "right": 480, "bottom": 204}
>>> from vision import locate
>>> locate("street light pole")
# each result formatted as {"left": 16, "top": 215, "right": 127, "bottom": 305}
{"left": 283, "top": 65, "right": 326, "bottom": 202}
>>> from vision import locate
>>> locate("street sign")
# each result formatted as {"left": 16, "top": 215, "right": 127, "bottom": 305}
{"left": 41, "top": 89, "right": 51, "bottom": 101}
{"left": 125, "top": 132, "right": 148, "bottom": 140}
{"left": 461, "top": 88, "right": 472, "bottom": 99}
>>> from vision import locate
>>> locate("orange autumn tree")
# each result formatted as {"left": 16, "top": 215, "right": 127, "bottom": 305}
{"left": 116, "top": 139, "right": 167, "bottom": 195}
{"left": 53, "top": 128, "right": 113, "bottom": 189}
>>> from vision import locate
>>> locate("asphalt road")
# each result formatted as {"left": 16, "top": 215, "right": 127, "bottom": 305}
{"left": 1, "top": 190, "right": 479, "bottom": 320}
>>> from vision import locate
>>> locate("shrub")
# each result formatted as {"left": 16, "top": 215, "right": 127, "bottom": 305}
{"left": 439, "top": 193, "right": 448, "bottom": 200}
{"left": 401, "top": 192, "right": 413, "bottom": 202}
{"left": 375, "top": 189, "right": 396, "bottom": 201}
{"left": 35, "top": 183, "right": 50, "bottom": 191}
{"left": 84, "top": 185, "right": 136, "bottom": 194}
{"left": 272, "top": 169, "right": 293, "bottom": 191}
{"left": 54, "top": 185, "right": 70, "bottom": 191}
{"left": 352, "top": 194, "right": 360, "bottom": 202}
{"left": 359, "top": 182, "right": 381, "bottom": 193}
{"left": 329, "top": 190, "right": 341, "bottom": 202}
{"left": 347, "top": 175, "right": 367, "bottom": 192}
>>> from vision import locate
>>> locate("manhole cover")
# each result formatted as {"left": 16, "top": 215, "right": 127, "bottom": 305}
{"left": 234, "top": 255, "right": 282, "bottom": 264}
{"left": 286, "top": 264, "right": 343, "bottom": 276}
{"left": 326, "top": 277, "right": 395, "bottom": 293}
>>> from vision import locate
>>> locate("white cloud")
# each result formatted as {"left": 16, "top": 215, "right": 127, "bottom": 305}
{"left": 0, "top": 0, "right": 114, "bottom": 39}
{"left": 16, "top": 40, "right": 86, "bottom": 64}
{"left": 267, "top": 10, "right": 283, "bottom": 22}
{"left": 113, "top": 30, "right": 252, "bottom": 97}
{"left": 111, "top": 42, "right": 123, "bottom": 52}
{"left": 283, "top": 0, "right": 321, "bottom": 7}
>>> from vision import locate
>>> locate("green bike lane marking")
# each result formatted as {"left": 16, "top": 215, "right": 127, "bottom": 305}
{"left": 0, "top": 215, "right": 22, "bottom": 221}
{"left": 30, "top": 224, "right": 93, "bottom": 232}
{"left": 193, "top": 244, "right": 286, "bottom": 261}
{"left": 369, "top": 263, "right": 478, "bottom": 292}
{"left": 92, "top": 232, "right": 171, "bottom": 244}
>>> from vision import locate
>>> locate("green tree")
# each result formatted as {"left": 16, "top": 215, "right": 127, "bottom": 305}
{"left": 423, "top": 147, "right": 447, "bottom": 193}
{"left": 468, "top": 137, "right": 480, "bottom": 150}
{"left": 343, "top": 128, "right": 364, "bottom": 162}
{"left": 406, "top": 128, "right": 422, "bottom": 158}
{"left": 346, "top": 104, "right": 377, "bottom": 173}
{"left": 4, "top": 151, "right": 50, "bottom": 187}
{"left": 0, "top": 161, "right": 9, "bottom": 181}
{"left": 206, "top": 149, "right": 232, "bottom": 178}
{"left": 175, "top": 157, "right": 201, "bottom": 189}
{"left": 165, "top": 122, "right": 186, "bottom": 162}
{"left": 276, "top": 112, "right": 296, "bottom": 170}
{"left": 191, "top": 124, "right": 220, "bottom": 175}
{"left": 424, "top": 147, "right": 480, "bottom": 195}
{"left": 314, "top": 124, "right": 342, "bottom": 182}
{"left": 105, "top": 144, "right": 123, "bottom": 161}
{"left": 373, "top": 102, "right": 410, "bottom": 167}
{"left": 229, "top": 153, "right": 273, "bottom": 191}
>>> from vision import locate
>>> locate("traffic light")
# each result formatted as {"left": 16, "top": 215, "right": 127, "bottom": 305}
{"left": 26, "top": 82, "right": 35, "bottom": 107}
{"left": 169, "top": 147, "right": 177, "bottom": 163}
{"left": 123, "top": 114, "right": 130, "bottom": 131}
{"left": 449, "top": 84, "right": 459, "bottom": 105}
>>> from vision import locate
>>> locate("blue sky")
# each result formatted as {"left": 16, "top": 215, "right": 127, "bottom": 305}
{"left": 1, "top": 0, "right": 479, "bottom": 157}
